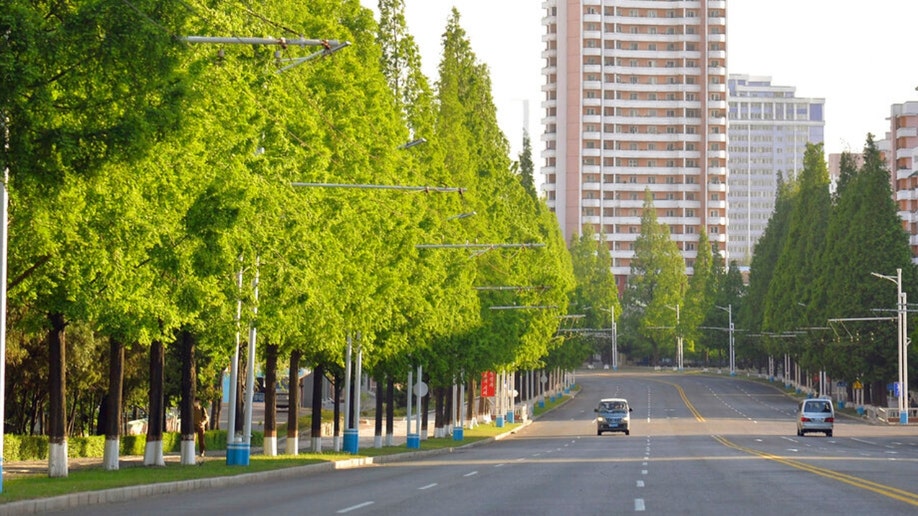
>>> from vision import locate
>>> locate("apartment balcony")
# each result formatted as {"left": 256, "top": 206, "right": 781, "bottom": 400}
{"left": 581, "top": 198, "right": 602, "bottom": 209}
{"left": 582, "top": 147, "right": 601, "bottom": 158}
{"left": 710, "top": 0, "right": 727, "bottom": 8}
{"left": 707, "top": 150, "right": 727, "bottom": 160}
{"left": 582, "top": 215, "right": 602, "bottom": 225}
{"left": 582, "top": 131, "right": 601, "bottom": 140}
{"left": 708, "top": 50, "right": 726, "bottom": 60}
{"left": 584, "top": 63, "right": 601, "bottom": 74}
{"left": 911, "top": 233, "right": 918, "bottom": 247}
{"left": 896, "top": 126, "right": 918, "bottom": 138}
{"left": 707, "top": 200, "right": 728, "bottom": 210}
{"left": 583, "top": 80, "right": 602, "bottom": 90}
{"left": 707, "top": 182, "right": 727, "bottom": 193}
{"left": 583, "top": 97, "right": 602, "bottom": 107}
{"left": 708, "top": 33, "right": 727, "bottom": 44}
{"left": 708, "top": 133, "right": 727, "bottom": 143}
{"left": 896, "top": 189, "right": 918, "bottom": 202}
{"left": 582, "top": 164, "right": 601, "bottom": 174}
{"left": 583, "top": 47, "right": 602, "bottom": 57}
{"left": 582, "top": 114, "right": 600, "bottom": 124}
{"left": 583, "top": 13, "right": 601, "bottom": 24}
{"left": 584, "top": 30, "right": 602, "bottom": 40}
{"left": 896, "top": 168, "right": 918, "bottom": 181}
{"left": 709, "top": 17, "right": 727, "bottom": 27}
{"left": 708, "top": 83, "right": 727, "bottom": 93}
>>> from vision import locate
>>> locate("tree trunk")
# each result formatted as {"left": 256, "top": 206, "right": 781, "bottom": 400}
{"left": 310, "top": 363, "right": 325, "bottom": 452}
{"left": 48, "top": 312, "right": 68, "bottom": 478}
{"left": 103, "top": 338, "right": 124, "bottom": 470}
{"left": 332, "top": 369, "right": 342, "bottom": 451}
{"left": 179, "top": 329, "right": 196, "bottom": 465}
{"left": 285, "top": 350, "right": 301, "bottom": 455}
{"left": 385, "top": 377, "right": 394, "bottom": 446}
{"left": 264, "top": 341, "right": 278, "bottom": 456}
{"left": 374, "top": 374, "right": 384, "bottom": 448}
{"left": 144, "top": 340, "right": 165, "bottom": 466}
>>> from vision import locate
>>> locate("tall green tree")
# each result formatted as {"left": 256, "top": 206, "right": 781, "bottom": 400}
{"left": 817, "top": 135, "right": 915, "bottom": 402}
{"left": 682, "top": 229, "right": 715, "bottom": 357}
{"left": 568, "top": 225, "right": 620, "bottom": 365}
{"left": 624, "top": 189, "right": 687, "bottom": 364}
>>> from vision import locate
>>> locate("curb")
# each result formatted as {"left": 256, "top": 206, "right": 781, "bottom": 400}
{"left": 0, "top": 419, "right": 538, "bottom": 515}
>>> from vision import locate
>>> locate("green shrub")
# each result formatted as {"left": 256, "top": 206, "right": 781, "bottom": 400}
{"left": 3, "top": 433, "right": 21, "bottom": 462}
{"left": 17, "top": 435, "right": 49, "bottom": 461}
{"left": 68, "top": 436, "right": 105, "bottom": 457}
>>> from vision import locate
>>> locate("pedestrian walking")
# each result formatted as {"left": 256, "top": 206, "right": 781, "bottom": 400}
{"left": 194, "top": 398, "right": 209, "bottom": 457}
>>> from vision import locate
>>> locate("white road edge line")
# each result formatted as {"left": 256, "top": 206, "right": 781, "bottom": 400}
{"left": 337, "top": 501, "right": 374, "bottom": 513}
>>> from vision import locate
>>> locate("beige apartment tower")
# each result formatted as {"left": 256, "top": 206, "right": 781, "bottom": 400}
{"left": 541, "top": 0, "right": 728, "bottom": 284}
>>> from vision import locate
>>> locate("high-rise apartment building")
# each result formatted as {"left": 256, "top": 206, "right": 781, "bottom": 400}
{"left": 541, "top": 0, "right": 728, "bottom": 285}
{"left": 887, "top": 101, "right": 918, "bottom": 261}
{"left": 727, "top": 75, "right": 825, "bottom": 265}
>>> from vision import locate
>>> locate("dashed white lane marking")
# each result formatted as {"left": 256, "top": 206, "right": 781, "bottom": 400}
{"left": 635, "top": 498, "right": 646, "bottom": 511}
{"left": 337, "top": 501, "right": 374, "bottom": 513}
{"left": 641, "top": 470, "right": 648, "bottom": 475}
{"left": 464, "top": 471, "right": 478, "bottom": 477}
{"left": 418, "top": 483, "right": 437, "bottom": 490}
{"left": 636, "top": 480, "right": 645, "bottom": 487}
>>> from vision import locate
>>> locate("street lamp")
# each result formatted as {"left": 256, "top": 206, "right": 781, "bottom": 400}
{"left": 872, "top": 269, "right": 910, "bottom": 425}
{"left": 665, "top": 304, "right": 683, "bottom": 371}
{"left": 715, "top": 304, "right": 735, "bottom": 376}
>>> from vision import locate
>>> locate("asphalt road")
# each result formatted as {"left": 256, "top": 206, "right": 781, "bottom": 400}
{"left": 52, "top": 370, "right": 918, "bottom": 515}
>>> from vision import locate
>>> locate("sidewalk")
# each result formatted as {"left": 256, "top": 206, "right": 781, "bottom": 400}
{"left": 4, "top": 414, "right": 432, "bottom": 478}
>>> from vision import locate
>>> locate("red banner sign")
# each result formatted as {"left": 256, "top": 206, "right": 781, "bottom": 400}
{"left": 481, "top": 371, "right": 496, "bottom": 397}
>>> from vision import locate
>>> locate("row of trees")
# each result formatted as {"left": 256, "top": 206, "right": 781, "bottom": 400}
{"left": 607, "top": 138, "right": 914, "bottom": 407}
{"left": 2, "top": 0, "right": 586, "bottom": 477}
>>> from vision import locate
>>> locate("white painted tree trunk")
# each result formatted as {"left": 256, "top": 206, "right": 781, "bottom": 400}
{"left": 374, "top": 435, "right": 382, "bottom": 448}
{"left": 181, "top": 439, "right": 196, "bottom": 465}
{"left": 143, "top": 439, "right": 165, "bottom": 466}
{"left": 285, "top": 436, "right": 298, "bottom": 455}
{"left": 264, "top": 436, "right": 277, "bottom": 456}
{"left": 102, "top": 438, "right": 120, "bottom": 470}
{"left": 385, "top": 433, "right": 393, "bottom": 447}
{"left": 333, "top": 435, "right": 340, "bottom": 452}
{"left": 49, "top": 441, "right": 68, "bottom": 478}
{"left": 311, "top": 436, "right": 322, "bottom": 453}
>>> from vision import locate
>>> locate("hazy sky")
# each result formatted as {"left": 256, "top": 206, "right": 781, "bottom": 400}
{"left": 360, "top": 1, "right": 918, "bottom": 158}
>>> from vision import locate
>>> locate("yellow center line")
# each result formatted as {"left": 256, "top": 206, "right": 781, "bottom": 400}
{"left": 713, "top": 435, "right": 918, "bottom": 507}
{"left": 650, "top": 379, "right": 705, "bottom": 422}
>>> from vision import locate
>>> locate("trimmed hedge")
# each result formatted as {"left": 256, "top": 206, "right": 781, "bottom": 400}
{"left": 3, "top": 430, "right": 265, "bottom": 462}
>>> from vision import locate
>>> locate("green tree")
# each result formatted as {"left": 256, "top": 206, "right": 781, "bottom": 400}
{"left": 624, "top": 189, "right": 687, "bottom": 364}
{"left": 568, "top": 224, "right": 620, "bottom": 365}
{"left": 817, "top": 135, "right": 915, "bottom": 403}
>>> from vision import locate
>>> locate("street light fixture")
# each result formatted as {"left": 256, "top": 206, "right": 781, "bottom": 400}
{"left": 715, "top": 304, "right": 735, "bottom": 376}
{"left": 871, "top": 269, "right": 910, "bottom": 425}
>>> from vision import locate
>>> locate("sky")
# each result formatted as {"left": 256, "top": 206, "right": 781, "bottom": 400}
{"left": 360, "top": 0, "right": 918, "bottom": 158}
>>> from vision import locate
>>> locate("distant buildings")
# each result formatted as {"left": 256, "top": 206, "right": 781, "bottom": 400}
{"left": 541, "top": 0, "right": 728, "bottom": 286}
{"left": 727, "top": 75, "right": 825, "bottom": 265}
{"left": 886, "top": 102, "right": 918, "bottom": 261}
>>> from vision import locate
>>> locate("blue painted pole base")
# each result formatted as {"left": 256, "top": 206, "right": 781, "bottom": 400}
{"left": 538, "top": 399, "right": 545, "bottom": 408}
{"left": 452, "top": 427, "right": 464, "bottom": 441}
{"left": 837, "top": 400, "right": 845, "bottom": 409}
{"left": 900, "top": 412, "right": 909, "bottom": 425}
{"left": 495, "top": 414, "right": 504, "bottom": 427}
{"left": 506, "top": 411, "right": 515, "bottom": 424}
{"left": 407, "top": 433, "right": 421, "bottom": 449}
{"left": 226, "top": 443, "right": 250, "bottom": 466}
{"left": 343, "top": 429, "right": 359, "bottom": 454}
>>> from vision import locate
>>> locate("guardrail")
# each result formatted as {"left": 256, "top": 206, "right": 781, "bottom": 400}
{"left": 875, "top": 406, "right": 918, "bottom": 424}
